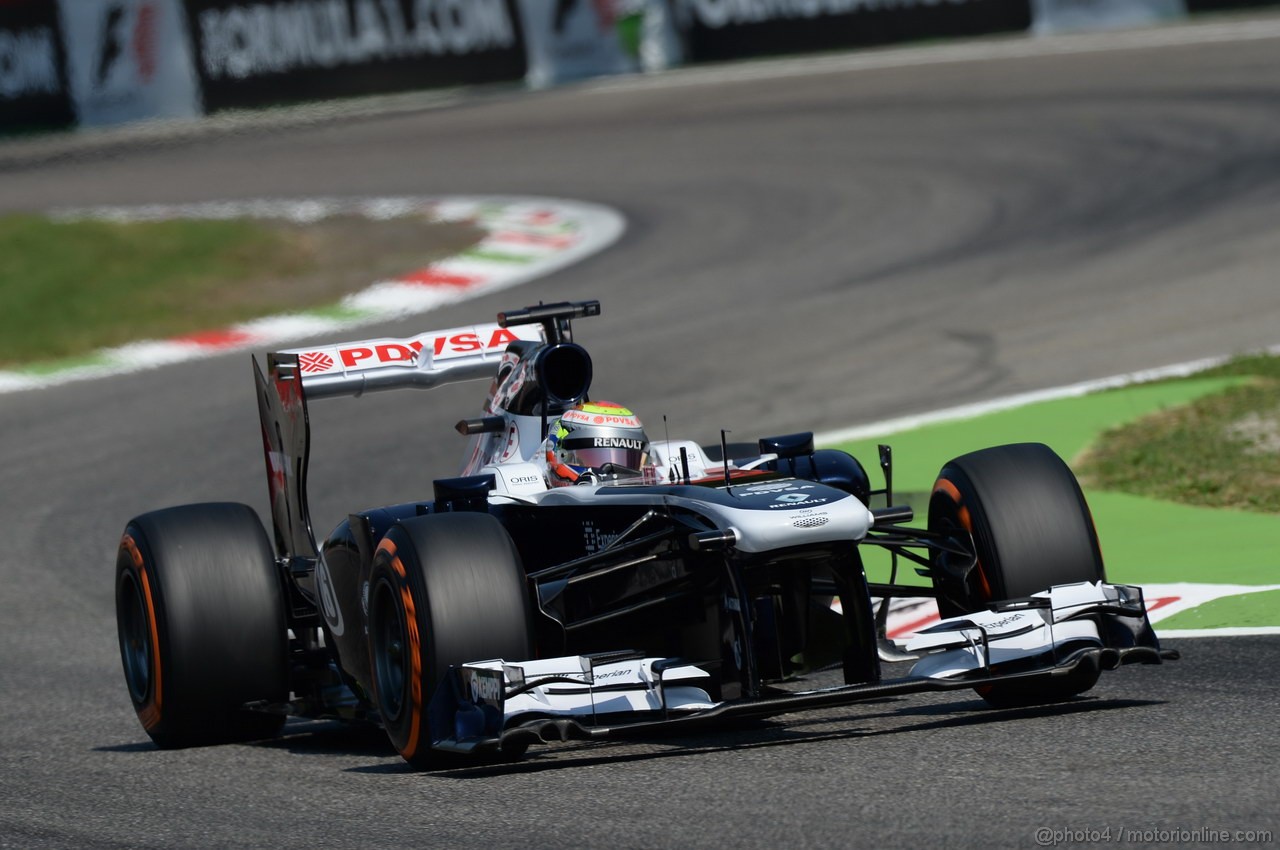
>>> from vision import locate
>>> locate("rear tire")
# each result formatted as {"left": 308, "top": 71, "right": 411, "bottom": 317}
{"left": 116, "top": 503, "right": 288, "bottom": 748}
{"left": 927, "top": 443, "right": 1106, "bottom": 706}
{"left": 366, "top": 513, "right": 533, "bottom": 769}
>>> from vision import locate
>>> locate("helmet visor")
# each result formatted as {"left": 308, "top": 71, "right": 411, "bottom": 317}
{"left": 561, "top": 438, "right": 649, "bottom": 474}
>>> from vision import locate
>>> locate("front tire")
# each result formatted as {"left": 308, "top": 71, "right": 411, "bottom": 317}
{"left": 116, "top": 503, "right": 288, "bottom": 748}
{"left": 927, "top": 443, "right": 1106, "bottom": 706}
{"left": 366, "top": 513, "right": 533, "bottom": 769}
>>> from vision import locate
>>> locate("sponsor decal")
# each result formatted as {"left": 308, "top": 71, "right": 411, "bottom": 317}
{"left": 298, "top": 351, "right": 335, "bottom": 373}
{"left": 196, "top": 0, "right": 517, "bottom": 81}
{"left": 974, "top": 612, "right": 1033, "bottom": 631}
{"left": 767, "top": 498, "right": 827, "bottom": 509}
{"left": 467, "top": 667, "right": 503, "bottom": 704}
{"left": 583, "top": 519, "right": 621, "bottom": 553}
{"left": 737, "top": 481, "right": 833, "bottom": 508}
{"left": 791, "top": 511, "right": 830, "bottom": 529}
{"left": 561, "top": 408, "right": 641, "bottom": 427}
{"left": 743, "top": 481, "right": 814, "bottom": 495}
{"left": 591, "top": 437, "right": 644, "bottom": 450}
{"left": 297, "top": 325, "right": 526, "bottom": 375}
{"left": 591, "top": 666, "right": 634, "bottom": 682}
{"left": 426, "top": 327, "right": 524, "bottom": 359}
{"left": 735, "top": 483, "right": 832, "bottom": 509}
{"left": 335, "top": 342, "right": 418, "bottom": 368}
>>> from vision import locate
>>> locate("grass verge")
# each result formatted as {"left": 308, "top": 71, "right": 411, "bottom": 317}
{"left": 0, "top": 213, "right": 484, "bottom": 369}
{"left": 1156, "top": 588, "right": 1280, "bottom": 630}
{"left": 1077, "top": 357, "right": 1280, "bottom": 513}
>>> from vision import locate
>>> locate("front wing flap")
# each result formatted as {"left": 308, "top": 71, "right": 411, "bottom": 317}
{"left": 426, "top": 582, "right": 1174, "bottom": 756}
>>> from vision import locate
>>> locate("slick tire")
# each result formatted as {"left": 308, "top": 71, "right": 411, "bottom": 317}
{"left": 366, "top": 513, "right": 533, "bottom": 770}
{"left": 927, "top": 443, "right": 1106, "bottom": 706}
{"left": 116, "top": 503, "right": 288, "bottom": 748}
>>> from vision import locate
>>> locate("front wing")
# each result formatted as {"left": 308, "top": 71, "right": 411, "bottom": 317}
{"left": 425, "top": 582, "right": 1176, "bottom": 756}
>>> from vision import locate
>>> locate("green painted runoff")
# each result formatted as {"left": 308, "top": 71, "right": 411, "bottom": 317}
{"left": 826, "top": 377, "right": 1280, "bottom": 628}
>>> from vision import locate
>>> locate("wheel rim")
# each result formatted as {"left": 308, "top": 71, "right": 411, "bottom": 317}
{"left": 117, "top": 572, "right": 152, "bottom": 703}
{"left": 930, "top": 486, "right": 993, "bottom": 610}
{"left": 370, "top": 579, "right": 408, "bottom": 723}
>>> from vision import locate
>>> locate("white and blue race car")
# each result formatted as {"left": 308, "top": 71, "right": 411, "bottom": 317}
{"left": 115, "top": 300, "right": 1175, "bottom": 768}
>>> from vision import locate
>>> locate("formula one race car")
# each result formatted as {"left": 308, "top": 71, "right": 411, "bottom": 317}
{"left": 115, "top": 300, "right": 1175, "bottom": 767}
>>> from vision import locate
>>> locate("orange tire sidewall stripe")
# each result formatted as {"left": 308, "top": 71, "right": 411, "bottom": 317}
{"left": 931, "top": 478, "right": 992, "bottom": 601}
{"left": 931, "top": 479, "right": 970, "bottom": 531}
{"left": 121, "top": 534, "right": 163, "bottom": 730}
{"left": 378, "top": 538, "right": 424, "bottom": 758}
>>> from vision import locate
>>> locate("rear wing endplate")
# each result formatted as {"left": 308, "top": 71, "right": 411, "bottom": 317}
{"left": 254, "top": 352, "right": 319, "bottom": 562}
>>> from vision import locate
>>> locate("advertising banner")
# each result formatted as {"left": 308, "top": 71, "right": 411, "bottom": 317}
{"left": 0, "top": 0, "right": 72, "bottom": 133}
{"left": 59, "top": 0, "right": 202, "bottom": 127}
{"left": 519, "top": 0, "right": 682, "bottom": 88}
{"left": 1184, "top": 0, "right": 1280, "bottom": 9}
{"left": 519, "top": 0, "right": 636, "bottom": 88}
{"left": 184, "top": 0, "right": 528, "bottom": 113}
{"left": 673, "top": 0, "right": 1033, "bottom": 63}
{"left": 1031, "top": 0, "right": 1186, "bottom": 34}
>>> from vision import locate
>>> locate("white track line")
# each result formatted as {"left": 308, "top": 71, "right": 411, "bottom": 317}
{"left": 1157, "top": 627, "right": 1280, "bottom": 638}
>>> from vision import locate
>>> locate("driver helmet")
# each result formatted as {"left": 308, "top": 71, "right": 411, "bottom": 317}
{"left": 541, "top": 401, "right": 651, "bottom": 487}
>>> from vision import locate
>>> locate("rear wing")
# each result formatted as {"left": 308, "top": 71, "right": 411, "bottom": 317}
{"left": 253, "top": 321, "right": 545, "bottom": 562}
{"left": 276, "top": 322, "right": 544, "bottom": 400}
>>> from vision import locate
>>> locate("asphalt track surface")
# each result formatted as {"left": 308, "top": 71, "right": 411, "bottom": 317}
{"left": 3, "top": 20, "right": 1280, "bottom": 850}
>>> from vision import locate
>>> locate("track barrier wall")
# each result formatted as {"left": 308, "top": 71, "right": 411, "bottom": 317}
{"left": 0, "top": 0, "right": 73, "bottom": 133}
{"left": 188, "top": 0, "right": 527, "bottom": 112}
{"left": 675, "top": 0, "right": 1032, "bottom": 61}
{"left": 2, "top": 0, "right": 1279, "bottom": 134}
{"left": 1031, "top": 0, "right": 1186, "bottom": 34}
